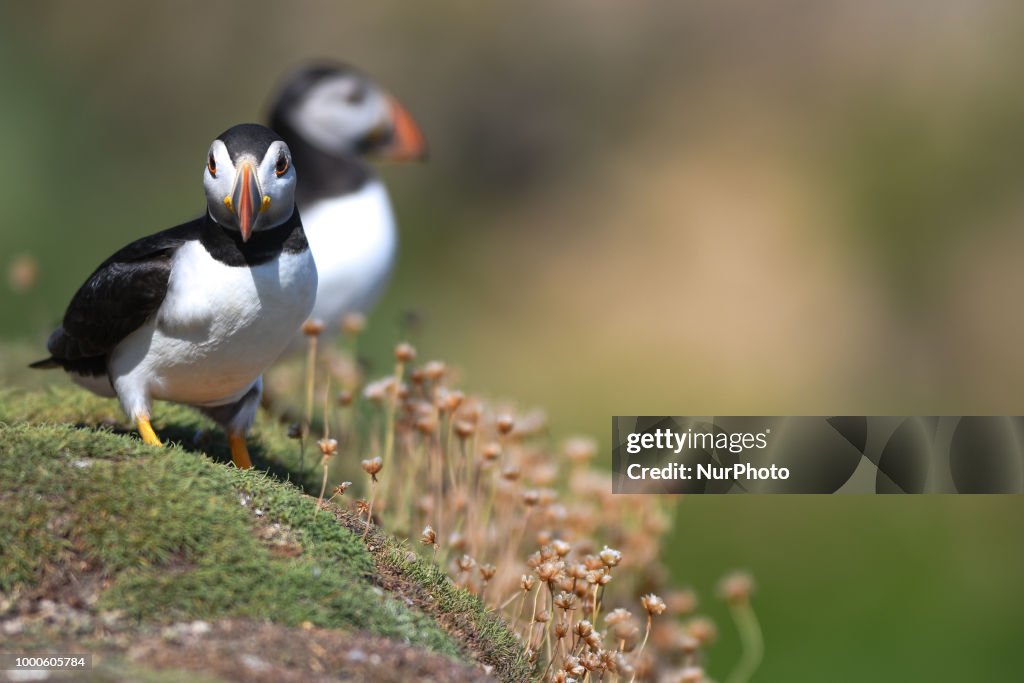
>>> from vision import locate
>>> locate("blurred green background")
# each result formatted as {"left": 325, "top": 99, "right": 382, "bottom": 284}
{"left": 2, "top": 2, "right": 1023, "bottom": 680}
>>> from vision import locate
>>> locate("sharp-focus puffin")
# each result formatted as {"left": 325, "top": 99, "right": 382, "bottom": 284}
{"left": 267, "top": 63, "right": 426, "bottom": 339}
{"left": 31, "top": 124, "right": 317, "bottom": 469}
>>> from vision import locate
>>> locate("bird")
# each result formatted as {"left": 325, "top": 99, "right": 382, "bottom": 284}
{"left": 30, "top": 123, "right": 317, "bottom": 469}
{"left": 267, "top": 62, "right": 426, "bottom": 340}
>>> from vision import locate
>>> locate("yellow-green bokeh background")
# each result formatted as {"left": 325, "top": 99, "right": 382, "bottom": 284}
{"left": 2, "top": 3, "right": 1023, "bottom": 680}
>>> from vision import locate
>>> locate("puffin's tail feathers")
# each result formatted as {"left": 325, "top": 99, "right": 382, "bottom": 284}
{"left": 29, "top": 357, "right": 59, "bottom": 370}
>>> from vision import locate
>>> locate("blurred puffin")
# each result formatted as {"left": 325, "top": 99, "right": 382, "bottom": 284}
{"left": 268, "top": 63, "right": 426, "bottom": 337}
{"left": 31, "top": 124, "right": 317, "bottom": 469}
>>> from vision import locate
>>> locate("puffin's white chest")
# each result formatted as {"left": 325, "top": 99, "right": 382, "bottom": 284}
{"left": 109, "top": 240, "right": 316, "bottom": 407}
{"left": 301, "top": 180, "right": 396, "bottom": 326}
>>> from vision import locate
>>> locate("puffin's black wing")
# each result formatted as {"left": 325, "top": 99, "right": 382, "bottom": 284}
{"left": 31, "top": 218, "right": 205, "bottom": 376}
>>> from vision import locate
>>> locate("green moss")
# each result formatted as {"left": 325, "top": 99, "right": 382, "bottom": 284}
{"left": 0, "top": 385, "right": 321, "bottom": 490}
{"left": 0, "top": 382, "right": 529, "bottom": 677}
{"left": 0, "top": 420, "right": 458, "bottom": 658}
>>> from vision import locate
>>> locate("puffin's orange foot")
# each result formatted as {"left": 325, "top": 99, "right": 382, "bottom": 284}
{"left": 228, "top": 433, "right": 253, "bottom": 469}
{"left": 136, "top": 416, "right": 163, "bottom": 447}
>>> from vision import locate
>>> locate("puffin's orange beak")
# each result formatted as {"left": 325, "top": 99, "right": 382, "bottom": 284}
{"left": 379, "top": 95, "right": 427, "bottom": 162}
{"left": 229, "top": 161, "right": 261, "bottom": 241}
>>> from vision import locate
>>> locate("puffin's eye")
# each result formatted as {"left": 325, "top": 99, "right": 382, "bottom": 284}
{"left": 275, "top": 155, "right": 289, "bottom": 176}
{"left": 208, "top": 154, "right": 217, "bottom": 176}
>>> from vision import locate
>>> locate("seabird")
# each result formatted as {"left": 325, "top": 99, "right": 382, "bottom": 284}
{"left": 267, "top": 63, "right": 426, "bottom": 338}
{"left": 31, "top": 124, "right": 317, "bottom": 469}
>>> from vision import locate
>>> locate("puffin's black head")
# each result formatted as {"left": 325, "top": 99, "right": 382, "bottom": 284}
{"left": 204, "top": 123, "right": 297, "bottom": 241}
{"left": 268, "top": 62, "right": 427, "bottom": 162}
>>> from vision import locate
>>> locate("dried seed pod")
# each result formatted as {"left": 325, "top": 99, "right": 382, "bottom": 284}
{"left": 641, "top": 593, "right": 667, "bottom": 616}
{"left": 361, "top": 456, "right": 383, "bottom": 482}
{"left": 420, "top": 525, "right": 437, "bottom": 546}
{"left": 598, "top": 546, "right": 622, "bottom": 568}
{"left": 718, "top": 571, "right": 755, "bottom": 604}
{"left": 341, "top": 312, "right": 366, "bottom": 336}
{"left": 395, "top": 342, "right": 416, "bottom": 363}
{"left": 301, "top": 318, "right": 325, "bottom": 336}
{"left": 317, "top": 438, "right": 338, "bottom": 457}
{"left": 496, "top": 414, "right": 515, "bottom": 435}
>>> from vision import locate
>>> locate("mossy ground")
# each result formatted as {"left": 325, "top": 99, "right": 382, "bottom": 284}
{"left": 0, "top": 377, "right": 531, "bottom": 682}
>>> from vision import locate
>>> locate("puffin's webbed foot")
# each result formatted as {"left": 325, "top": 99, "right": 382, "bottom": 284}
{"left": 229, "top": 433, "right": 253, "bottom": 469}
{"left": 136, "top": 416, "right": 163, "bottom": 447}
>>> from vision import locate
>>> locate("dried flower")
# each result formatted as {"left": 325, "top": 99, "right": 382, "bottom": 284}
{"left": 301, "top": 318, "right": 325, "bottom": 336}
{"left": 598, "top": 546, "right": 622, "bottom": 568}
{"left": 718, "top": 571, "right": 755, "bottom": 604}
{"left": 332, "top": 481, "right": 352, "bottom": 496}
{"left": 496, "top": 414, "right": 515, "bottom": 435}
{"left": 564, "top": 437, "right": 597, "bottom": 464}
{"left": 423, "top": 360, "right": 446, "bottom": 381}
{"left": 395, "top": 342, "right": 416, "bottom": 363}
{"left": 317, "top": 438, "right": 338, "bottom": 457}
{"left": 641, "top": 593, "right": 666, "bottom": 616}
{"left": 337, "top": 390, "right": 354, "bottom": 407}
{"left": 420, "top": 525, "right": 437, "bottom": 546}
{"left": 341, "top": 312, "right": 366, "bottom": 336}
{"left": 361, "top": 456, "right": 383, "bottom": 482}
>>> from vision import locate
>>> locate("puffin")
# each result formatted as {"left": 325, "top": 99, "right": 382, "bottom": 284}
{"left": 267, "top": 63, "right": 426, "bottom": 339}
{"left": 31, "top": 123, "right": 317, "bottom": 469}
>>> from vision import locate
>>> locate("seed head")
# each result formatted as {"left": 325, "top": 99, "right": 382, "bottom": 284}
{"left": 301, "top": 318, "right": 325, "bottom": 337}
{"left": 286, "top": 422, "right": 303, "bottom": 439}
{"left": 394, "top": 342, "right": 416, "bottom": 363}
{"left": 520, "top": 574, "right": 536, "bottom": 592}
{"left": 685, "top": 617, "right": 718, "bottom": 646}
{"left": 598, "top": 546, "right": 622, "bottom": 568}
{"left": 457, "top": 554, "right": 476, "bottom": 572}
{"left": 680, "top": 666, "right": 705, "bottom": 683}
{"left": 479, "top": 563, "right": 497, "bottom": 581}
{"left": 481, "top": 442, "right": 501, "bottom": 461}
{"left": 521, "top": 489, "right": 541, "bottom": 507}
{"left": 535, "top": 609, "right": 550, "bottom": 624}
{"left": 443, "top": 390, "right": 465, "bottom": 413}
{"left": 641, "top": 593, "right": 666, "bottom": 616}
{"left": 332, "top": 481, "right": 352, "bottom": 496}
{"left": 415, "top": 416, "right": 438, "bottom": 436}
{"left": 454, "top": 420, "right": 475, "bottom": 439}
{"left": 496, "top": 414, "right": 515, "bottom": 435}
{"left": 423, "top": 360, "right": 446, "bottom": 381}
{"left": 337, "top": 390, "right": 354, "bottom": 407}
{"left": 554, "top": 591, "right": 578, "bottom": 611}
{"left": 563, "top": 656, "right": 585, "bottom": 677}
{"left": 317, "top": 438, "right": 338, "bottom": 457}
{"left": 448, "top": 531, "right": 466, "bottom": 551}
{"left": 341, "top": 312, "right": 366, "bottom": 336}
{"left": 500, "top": 465, "right": 521, "bottom": 482}
{"left": 420, "top": 525, "right": 436, "bottom": 546}
{"left": 666, "top": 589, "right": 698, "bottom": 616}
{"left": 605, "top": 608, "right": 632, "bottom": 626}
{"left": 564, "top": 437, "right": 597, "bottom": 464}
{"left": 574, "top": 620, "right": 594, "bottom": 638}
{"left": 536, "top": 561, "right": 565, "bottom": 585}
{"left": 555, "top": 621, "right": 570, "bottom": 639}
{"left": 718, "top": 571, "right": 755, "bottom": 605}
{"left": 551, "top": 539, "right": 572, "bottom": 557}
{"left": 361, "top": 456, "right": 383, "bottom": 482}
